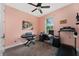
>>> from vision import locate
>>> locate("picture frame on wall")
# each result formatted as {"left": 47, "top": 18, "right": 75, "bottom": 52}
{"left": 60, "top": 19, "right": 67, "bottom": 24}
{"left": 22, "top": 20, "right": 33, "bottom": 30}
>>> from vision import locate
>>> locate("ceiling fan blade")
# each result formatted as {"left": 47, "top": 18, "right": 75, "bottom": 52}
{"left": 28, "top": 3, "right": 37, "bottom": 7}
{"left": 41, "top": 6, "right": 50, "bottom": 8}
{"left": 37, "top": 3, "right": 42, "bottom": 7}
{"left": 38, "top": 9, "right": 42, "bottom": 14}
{"left": 32, "top": 8, "right": 37, "bottom": 12}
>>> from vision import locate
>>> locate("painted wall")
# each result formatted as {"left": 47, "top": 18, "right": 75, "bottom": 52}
{"left": 4, "top": 5, "right": 39, "bottom": 47}
{"left": 38, "top": 4, "right": 79, "bottom": 48}
{"left": 5, "top": 4, "right": 79, "bottom": 49}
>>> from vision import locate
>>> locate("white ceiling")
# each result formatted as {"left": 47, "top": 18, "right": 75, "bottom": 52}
{"left": 5, "top": 3, "right": 71, "bottom": 17}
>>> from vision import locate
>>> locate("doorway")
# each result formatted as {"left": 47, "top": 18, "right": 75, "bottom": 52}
{"left": 45, "top": 17, "right": 54, "bottom": 34}
{"left": 0, "top": 4, "right": 5, "bottom": 56}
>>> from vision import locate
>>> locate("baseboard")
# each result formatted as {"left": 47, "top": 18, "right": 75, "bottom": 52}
{"left": 5, "top": 41, "right": 26, "bottom": 50}
{"left": 4, "top": 39, "right": 37, "bottom": 50}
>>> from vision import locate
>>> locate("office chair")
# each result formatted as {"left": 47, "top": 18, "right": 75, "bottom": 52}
{"left": 21, "top": 32, "right": 36, "bottom": 47}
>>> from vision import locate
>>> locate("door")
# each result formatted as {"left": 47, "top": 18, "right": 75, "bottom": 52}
{"left": 0, "top": 4, "right": 5, "bottom": 56}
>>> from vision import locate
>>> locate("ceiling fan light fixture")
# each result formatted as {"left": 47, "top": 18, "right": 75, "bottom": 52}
{"left": 28, "top": 3, "right": 50, "bottom": 14}
{"left": 37, "top": 7, "right": 41, "bottom": 10}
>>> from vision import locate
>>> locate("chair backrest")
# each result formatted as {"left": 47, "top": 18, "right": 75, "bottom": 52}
{"left": 21, "top": 32, "right": 32, "bottom": 38}
{"left": 25, "top": 32, "right": 32, "bottom": 35}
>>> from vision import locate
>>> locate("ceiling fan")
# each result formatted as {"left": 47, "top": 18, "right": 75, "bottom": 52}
{"left": 28, "top": 3, "right": 50, "bottom": 14}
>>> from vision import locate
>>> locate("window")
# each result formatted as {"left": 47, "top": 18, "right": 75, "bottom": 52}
{"left": 45, "top": 17, "right": 54, "bottom": 33}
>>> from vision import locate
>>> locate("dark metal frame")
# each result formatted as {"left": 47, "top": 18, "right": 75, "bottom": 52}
{"left": 58, "top": 27, "right": 77, "bottom": 56}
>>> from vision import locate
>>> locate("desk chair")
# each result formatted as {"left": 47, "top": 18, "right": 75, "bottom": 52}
{"left": 21, "top": 32, "right": 36, "bottom": 47}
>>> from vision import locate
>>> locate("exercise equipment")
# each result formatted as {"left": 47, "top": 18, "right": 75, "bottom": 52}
{"left": 39, "top": 32, "right": 50, "bottom": 42}
{"left": 56, "top": 44, "right": 76, "bottom": 56}
{"left": 57, "top": 26, "right": 78, "bottom": 56}
{"left": 52, "top": 36, "right": 60, "bottom": 48}
{"left": 39, "top": 32, "right": 54, "bottom": 45}
{"left": 39, "top": 31, "right": 61, "bottom": 47}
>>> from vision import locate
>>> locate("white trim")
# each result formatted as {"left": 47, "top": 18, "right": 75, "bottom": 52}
{"left": 45, "top": 17, "right": 54, "bottom": 34}
{"left": 45, "top": 18, "right": 47, "bottom": 33}
{"left": 5, "top": 41, "right": 27, "bottom": 49}
{"left": 0, "top": 4, "right": 5, "bottom": 56}
{"left": 5, "top": 38, "right": 37, "bottom": 49}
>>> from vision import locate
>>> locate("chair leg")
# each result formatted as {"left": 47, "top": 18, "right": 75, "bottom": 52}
{"left": 27, "top": 41, "right": 31, "bottom": 47}
{"left": 24, "top": 40, "right": 29, "bottom": 46}
{"left": 24, "top": 40, "right": 35, "bottom": 47}
{"left": 31, "top": 40, "right": 35, "bottom": 45}
{"left": 26, "top": 41, "right": 35, "bottom": 47}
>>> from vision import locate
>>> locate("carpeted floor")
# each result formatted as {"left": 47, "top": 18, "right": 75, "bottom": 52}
{"left": 3, "top": 41, "right": 58, "bottom": 56}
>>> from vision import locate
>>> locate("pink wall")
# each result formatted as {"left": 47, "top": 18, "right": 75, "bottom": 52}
{"left": 4, "top": 5, "right": 39, "bottom": 47}
{"left": 38, "top": 4, "right": 79, "bottom": 48}
{"left": 5, "top": 4, "right": 79, "bottom": 48}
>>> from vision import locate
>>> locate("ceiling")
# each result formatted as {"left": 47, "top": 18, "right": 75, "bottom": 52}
{"left": 5, "top": 3, "right": 71, "bottom": 17}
